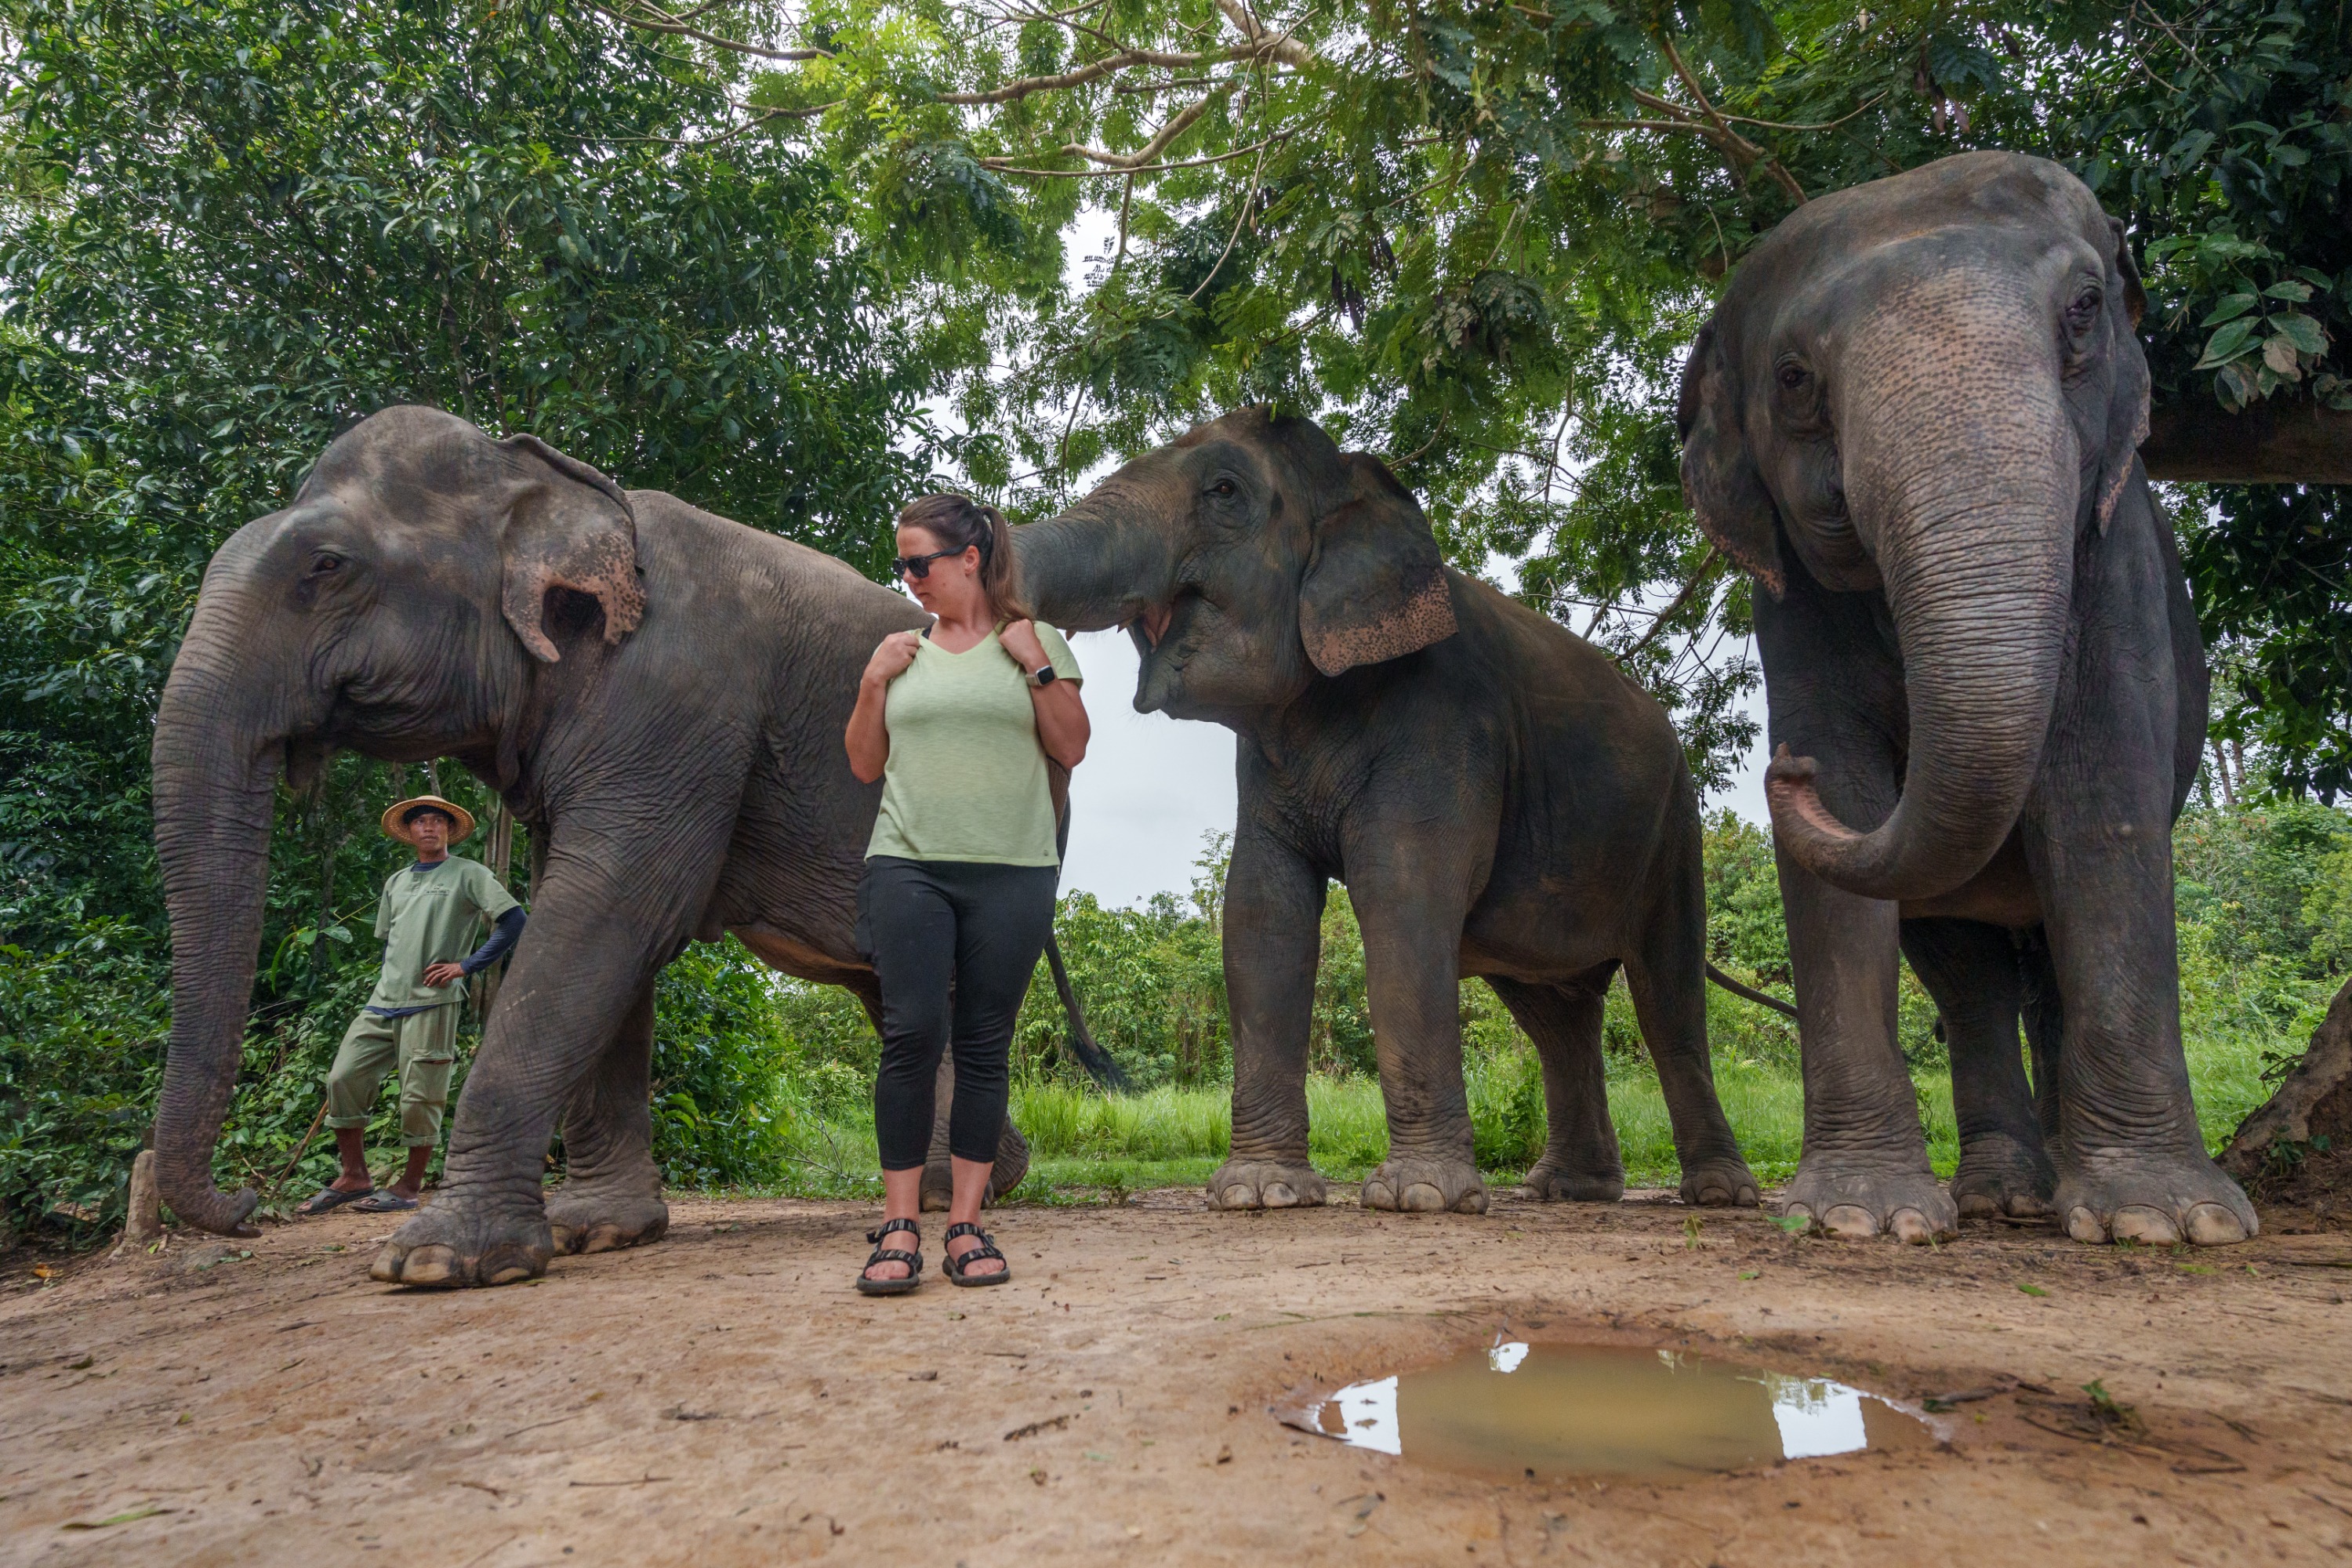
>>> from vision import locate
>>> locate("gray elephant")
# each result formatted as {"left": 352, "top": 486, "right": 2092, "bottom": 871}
{"left": 151, "top": 406, "right": 1076, "bottom": 1284}
{"left": 1676, "top": 151, "right": 2254, "bottom": 1246}
{"left": 1012, "top": 410, "right": 1762, "bottom": 1214}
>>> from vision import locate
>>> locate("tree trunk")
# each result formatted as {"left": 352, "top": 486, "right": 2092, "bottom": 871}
{"left": 2142, "top": 395, "right": 2352, "bottom": 485}
{"left": 474, "top": 801, "right": 515, "bottom": 1024}
{"left": 2220, "top": 974, "right": 2352, "bottom": 1218}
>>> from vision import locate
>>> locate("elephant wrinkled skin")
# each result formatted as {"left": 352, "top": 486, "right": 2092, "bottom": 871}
{"left": 1014, "top": 411, "right": 1759, "bottom": 1216}
{"left": 1677, "top": 151, "right": 2255, "bottom": 1246}
{"left": 150, "top": 408, "right": 1036, "bottom": 1285}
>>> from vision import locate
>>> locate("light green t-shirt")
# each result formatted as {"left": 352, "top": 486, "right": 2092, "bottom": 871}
{"left": 867, "top": 624, "right": 1083, "bottom": 866}
{"left": 366, "top": 856, "right": 521, "bottom": 1011}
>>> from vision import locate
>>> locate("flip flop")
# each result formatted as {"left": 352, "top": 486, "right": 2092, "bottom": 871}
{"left": 348, "top": 1191, "right": 419, "bottom": 1213}
{"left": 295, "top": 1185, "right": 376, "bottom": 1217}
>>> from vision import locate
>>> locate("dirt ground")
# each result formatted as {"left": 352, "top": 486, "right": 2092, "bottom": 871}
{"left": 3, "top": 1189, "right": 2350, "bottom": 1566}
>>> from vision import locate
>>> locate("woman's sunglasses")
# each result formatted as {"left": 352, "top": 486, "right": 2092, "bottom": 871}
{"left": 892, "top": 546, "right": 966, "bottom": 580}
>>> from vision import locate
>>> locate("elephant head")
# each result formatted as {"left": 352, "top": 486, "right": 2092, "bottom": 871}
{"left": 1011, "top": 408, "right": 1457, "bottom": 721}
{"left": 150, "top": 406, "right": 642, "bottom": 1235}
{"left": 1677, "top": 151, "right": 2151, "bottom": 902}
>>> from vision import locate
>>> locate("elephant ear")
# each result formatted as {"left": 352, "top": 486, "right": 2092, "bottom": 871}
{"left": 1298, "top": 454, "right": 1457, "bottom": 677}
{"left": 1675, "top": 320, "right": 1784, "bottom": 597}
{"left": 2095, "top": 216, "right": 2152, "bottom": 533}
{"left": 496, "top": 434, "right": 646, "bottom": 663}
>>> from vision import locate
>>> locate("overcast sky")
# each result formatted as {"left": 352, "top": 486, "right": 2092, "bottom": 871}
{"left": 1054, "top": 626, "right": 1776, "bottom": 908}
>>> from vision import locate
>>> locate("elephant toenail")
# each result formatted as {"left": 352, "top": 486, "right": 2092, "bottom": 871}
{"left": 1955, "top": 1191, "right": 2001, "bottom": 1220}
{"left": 2111, "top": 1205, "right": 2180, "bottom": 1247}
{"left": 1400, "top": 1183, "right": 1446, "bottom": 1212}
{"left": 1455, "top": 1189, "right": 1489, "bottom": 1214}
{"left": 1780, "top": 1203, "right": 1815, "bottom": 1229}
{"left": 2184, "top": 1203, "right": 2250, "bottom": 1247}
{"left": 1262, "top": 1183, "right": 1297, "bottom": 1207}
{"left": 1220, "top": 1185, "right": 1254, "bottom": 1209}
{"left": 1888, "top": 1208, "right": 1935, "bottom": 1245}
{"left": 1820, "top": 1204, "right": 1878, "bottom": 1240}
{"left": 2007, "top": 1192, "right": 2055, "bottom": 1218}
{"left": 397, "top": 1244, "right": 458, "bottom": 1286}
{"left": 2065, "top": 1207, "right": 2107, "bottom": 1244}
{"left": 487, "top": 1263, "right": 534, "bottom": 1286}
{"left": 368, "top": 1245, "right": 405, "bottom": 1283}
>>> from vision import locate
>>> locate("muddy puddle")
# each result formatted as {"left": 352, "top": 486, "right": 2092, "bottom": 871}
{"left": 1287, "top": 1338, "right": 1941, "bottom": 1481}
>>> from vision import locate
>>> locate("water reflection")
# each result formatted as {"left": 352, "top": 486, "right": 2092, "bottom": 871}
{"left": 1304, "top": 1341, "right": 1934, "bottom": 1481}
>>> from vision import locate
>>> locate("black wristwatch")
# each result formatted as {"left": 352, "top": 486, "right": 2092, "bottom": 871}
{"left": 1029, "top": 664, "right": 1058, "bottom": 688}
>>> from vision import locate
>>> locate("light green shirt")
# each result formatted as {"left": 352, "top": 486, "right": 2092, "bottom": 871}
{"left": 867, "top": 624, "right": 1083, "bottom": 866}
{"left": 365, "top": 856, "right": 521, "bottom": 1011}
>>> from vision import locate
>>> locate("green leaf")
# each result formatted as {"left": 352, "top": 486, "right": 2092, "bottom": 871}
{"left": 2200, "top": 293, "right": 2259, "bottom": 327}
{"left": 2273, "top": 313, "right": 2329, "bottom": 355}
{"left": 2016, "top": 1282, "right": 2049, "bottom": 1297}
{"left": 2194, "top": 317, "right": 2261, "bottom": 368}
{"left": 2263, "top": 279, "right": 2314, "bottom": 302}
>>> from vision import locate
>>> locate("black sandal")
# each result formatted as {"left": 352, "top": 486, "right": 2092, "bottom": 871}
{"left": 942, "top": 1222, "right": 1011, "bottom": 1287}
{"left": 856, "top": 1218, "right": 923, "bottom": 1296}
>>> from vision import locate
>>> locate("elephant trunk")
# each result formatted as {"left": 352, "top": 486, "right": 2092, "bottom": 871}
{"left": 1766, "top": 292, "right": 2077, "bottom": 902}
{"left": 148, "top": 586, "right": 285, "bottom": 1236}
{"left": 1011, "top": 489, "right": 1179, "bottom": 632}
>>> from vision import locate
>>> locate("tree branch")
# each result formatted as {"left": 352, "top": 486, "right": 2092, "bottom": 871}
{"left": 1612, "top": 547, "right": 1724, "bottom": 663}
{"left": 1059, "top": 83, "right": 1236, "bottom": 169}
{"left": 588, "top": 0, "right": 833, "bottom": 60}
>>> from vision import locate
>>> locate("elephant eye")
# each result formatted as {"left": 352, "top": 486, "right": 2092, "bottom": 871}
{"left": 1208, "top": 478, "right": 1238, "bottom": 499}
{"left": 2065, "top": 285, "right": 2103, "bottom": 332}
{"left": 1774, "top": 359, "right": 1811, "bottom": 390}
{"left": 308, "top": 552, "right": 344, "bottom": 576}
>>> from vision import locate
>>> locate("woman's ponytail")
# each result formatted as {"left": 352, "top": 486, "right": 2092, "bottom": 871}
{"left": 896, "top": 492, "right": 1034, "bottom": 623}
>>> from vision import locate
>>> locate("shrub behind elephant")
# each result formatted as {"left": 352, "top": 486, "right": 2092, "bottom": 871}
{"left": 1014, "top": 409, "right": 1761, "bottom": 1214}
{"left": 151, "top": 407, "right": 1054, "bottom": 1287}
{"left": 1677, "top": 150, "right": 2253, "bottom": 1247}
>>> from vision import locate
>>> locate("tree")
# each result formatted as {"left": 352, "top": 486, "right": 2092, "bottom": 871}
{"left": 0, "top": 0, "right": 935, "bottom": 1224}
{"left": 606, "top": 0, "right": 2347, "bottom": 793}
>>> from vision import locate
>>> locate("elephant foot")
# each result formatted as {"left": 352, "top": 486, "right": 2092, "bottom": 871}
{"left": 369, "top": 1199, "right": 553, "bottom": 1288}
{"left": 1362, "top": 1156, "right": 1486, "bottom": 1215}
{"left": 919, "top": 1152, "right": 1029, "bottom": 1212}
{"left": 1677, "top": 1154, "right": 1761, "bottom": 1210}
{"left": 1780, "top": 1160, "right": 1957, "bottom": 1244}
{"left": 1951, "top": 1135, "right": 2056, "bottom": 1221}
{"left": 1519, "top": 1156, "right": 1624, "bottom": 1203}
{"left": 1206, "top": 1159, "right": 1327, "bottom": 1211}
{"left": 545, "top": 1184, "right": 670, "bottom": 1256}
{"left": 2054, "top": 1152, "right": 2256, "bottom": 1247}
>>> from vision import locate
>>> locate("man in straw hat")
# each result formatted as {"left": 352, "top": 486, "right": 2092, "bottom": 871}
{"left": 296, "top": 795, "right": 526, "bottom": 1216}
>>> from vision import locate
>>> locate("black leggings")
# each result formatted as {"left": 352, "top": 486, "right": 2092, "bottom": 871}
{"left": 860, "top": 856, "right": 1059, "bottom": 1171}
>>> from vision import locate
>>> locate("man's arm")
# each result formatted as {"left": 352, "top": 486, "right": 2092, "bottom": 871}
{"left": 459, "top": 908, "right": 527, "bottom": 975}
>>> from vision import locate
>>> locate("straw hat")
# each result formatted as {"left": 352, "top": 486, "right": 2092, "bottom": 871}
{"left": 380, "top": 795, "right": 477, "bottom": 845}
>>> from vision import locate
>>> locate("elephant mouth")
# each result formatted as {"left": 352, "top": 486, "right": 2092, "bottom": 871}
{"left": 1127, "top": 589, "right": 1200, "bottom": 667}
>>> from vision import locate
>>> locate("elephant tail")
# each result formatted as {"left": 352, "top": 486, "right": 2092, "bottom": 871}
{"left": 1705, "top": 963, "right": 1799, "bottom": 1020}
{"left": 1046, "top": 932, "right": 1131, "bottom": 1092}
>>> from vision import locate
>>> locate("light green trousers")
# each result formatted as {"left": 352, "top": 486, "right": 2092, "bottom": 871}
{"left": 324, "top": 1004, "right": 461, "bottom": 1148}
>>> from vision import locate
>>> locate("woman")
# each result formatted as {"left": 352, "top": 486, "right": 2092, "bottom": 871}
{"left": 844, "top": 493, "right": 1089, "bottom": 1294}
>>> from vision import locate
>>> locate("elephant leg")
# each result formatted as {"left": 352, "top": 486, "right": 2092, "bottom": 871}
{"left": 1492, "top": 973, "right": 1623, "bottom": 1203}
{"left": 1624, "top": 825, "right": 1759, "bottom": 1207}
{"left": 1757, "top": 579, "right": 1955, "bottom": 1244}
{"left": 1352, "top": 844, "right": 1486, "bottom": 1216}
{"left": 372, "top": 800, "right": 740, "bottom": 1288}
{"left": 546, "top": 981, "right": 670, "bottom": 1255}
{"left": 1207, "top": 819, "right": 1327, "bottom": 1210}
{"left": 920, "top": 1054, "right": 1030, "bottom": 1210}
{"left": 1900, "top": 917, "right": 2053, "bottom": 1220}
{"left": 2021, "top": 530, "right": 2252, "bottom": 1247}
{"left": 2019, "top": 928, "right": 2066, "bottom": 1162}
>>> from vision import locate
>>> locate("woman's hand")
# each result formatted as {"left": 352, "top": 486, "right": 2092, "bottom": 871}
{"left": 999, "top": 619, "right": 1047, "bottom": 673}
{"left": 863, "top": 630, "right": 923, "bottom": 687}
{"left": 845, "top": 630, "right": 920, "bottom": 784}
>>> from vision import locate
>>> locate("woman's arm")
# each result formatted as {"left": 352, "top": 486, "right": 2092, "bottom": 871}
{"left": 845, "top": 631, "right": 924, "bottom": 783}
{"left": 1000, "top": 620, "right": 1090, "bottom": 770}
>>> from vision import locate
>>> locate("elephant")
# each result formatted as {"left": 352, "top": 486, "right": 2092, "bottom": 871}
{"left": 1011, "top": 408, "right": 1763, "bottom": 1215}
{"left": 1675, "top": 150, "right": 2255, "bottom": 1246}
{"left": 150, "top": 405, "right": 1091, "bottom": 1285}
